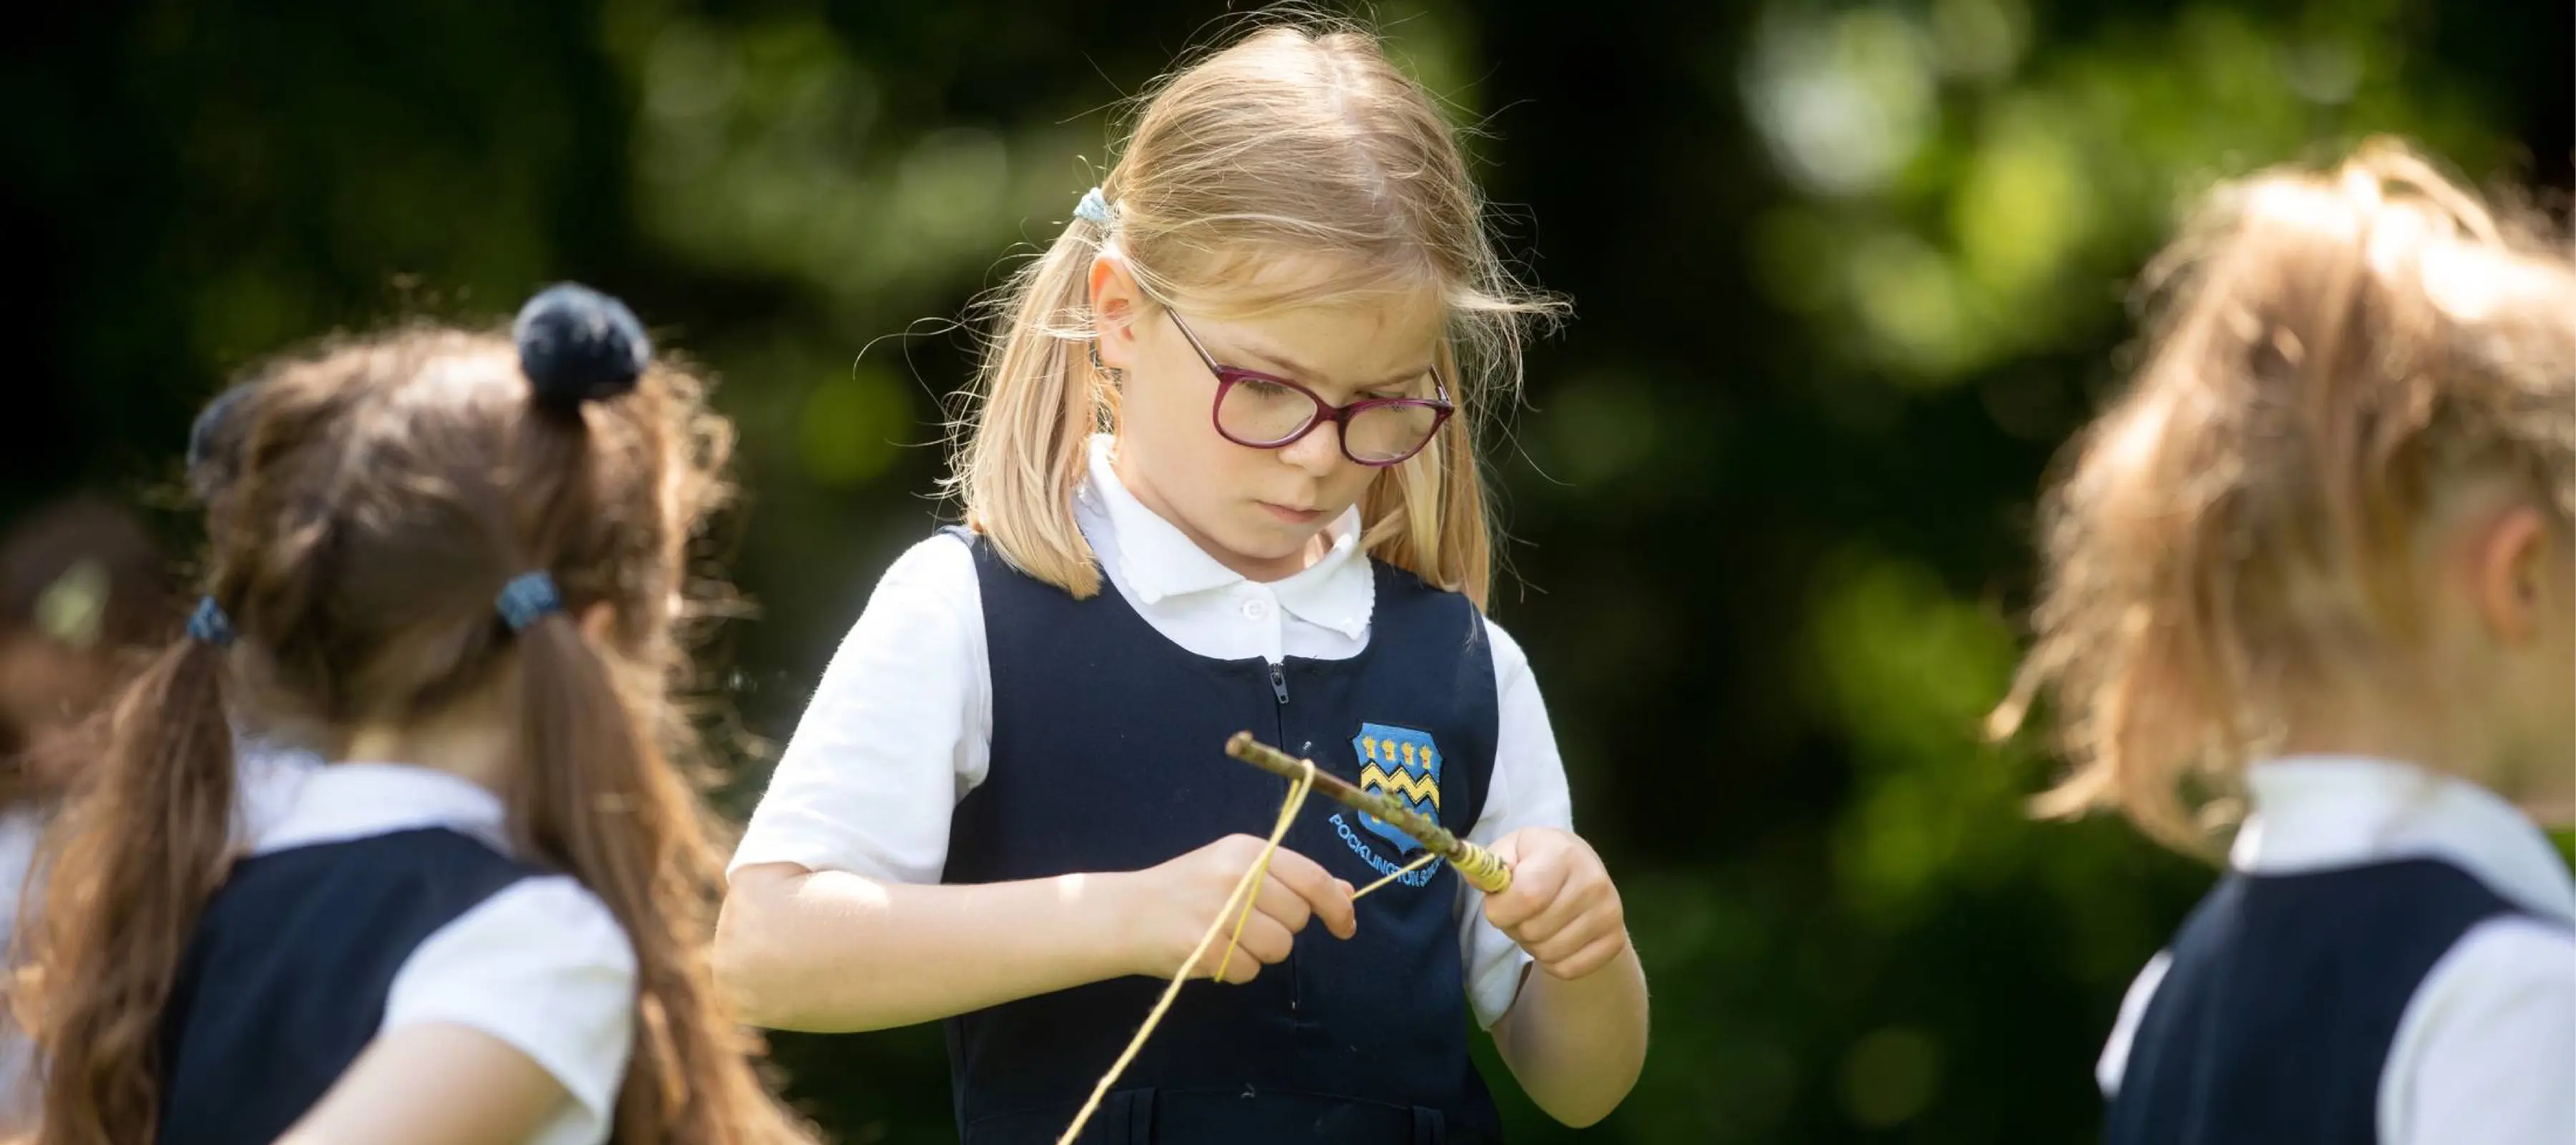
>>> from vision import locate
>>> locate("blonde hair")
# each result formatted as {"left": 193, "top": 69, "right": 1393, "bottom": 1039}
{"left": 950, "top": 19, "right": 1563, "bottom": 608}
{"left": 1994, "top": 138, "right": 2576, "bottom": 854}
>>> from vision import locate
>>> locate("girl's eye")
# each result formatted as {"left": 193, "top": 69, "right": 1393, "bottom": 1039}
{"left": 1235, "top": 376, "right": 1298, "bottom": 399}
{"left": 1360, "top": 377, "right": 1428, "bottom": 402}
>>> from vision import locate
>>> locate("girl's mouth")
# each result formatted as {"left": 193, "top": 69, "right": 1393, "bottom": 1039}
{"left": 1257, "top": 502, "right": 1325, "bottom": 525}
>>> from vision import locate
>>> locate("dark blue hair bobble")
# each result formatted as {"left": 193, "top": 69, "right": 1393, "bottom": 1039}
{"left": 186, "top": 596, "right": 235, "bottom": 648}
{"left": 186, "top": 384, "right": 255, "bottom": 474}
{"left": 496, "top": 571, "right": 565, "bottom": 633}
{"left": 512, "top": 283, "right": 650, "bottom": 416}
{"left": 186, "top": 381, "right": 261, "bottom": 497}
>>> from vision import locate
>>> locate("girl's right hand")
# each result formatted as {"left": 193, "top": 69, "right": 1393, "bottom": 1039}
{"left": 1120, "top": 834, "right": 1357, "bottom": 983}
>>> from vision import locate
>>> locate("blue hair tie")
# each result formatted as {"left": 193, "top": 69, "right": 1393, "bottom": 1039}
{"left": 1073, "top": 187, "right": 1113, "bottom": 228}
{"left": 496, "top": 572, "right": 564, "bottom": 633}
{"left": 186, "top": 596, "right": 235, "bottom": 648}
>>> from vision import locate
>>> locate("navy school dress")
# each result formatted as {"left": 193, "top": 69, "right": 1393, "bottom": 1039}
{"left": 2106, "top": 859, "right": 2540, "bottom": 1144}
{"left": 152, "top": 763, "right": 633, "bottom": 1145}
{"left": 942, "top": 532, "right": 1506, "bottom": 1145}
{"left": 157, "top": 830, "right": 541, "bottom": 1143}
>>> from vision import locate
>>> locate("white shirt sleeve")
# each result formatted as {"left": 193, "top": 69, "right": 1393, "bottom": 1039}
{"left": 1459, "top": 616, "right": 1576, "bottom": 1029}
{"left": 381, "top": 876, "right": 638, "bottom": 1134}
{"left": 0, "top": 809, "right": 44, "bottom": 1134}
{"left": 728, "top": 533, "right": 989, "bottom": 885}
{"left": 2383, "top": 916, "right": 2576, "bottom": 1145}
{"left": 2096, "top": 950, "right": 2172, "bottom": 1098}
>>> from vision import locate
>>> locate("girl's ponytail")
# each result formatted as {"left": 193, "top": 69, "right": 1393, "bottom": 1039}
{"left": 506, "top": 285, "right": 813, "bottom": 1144}
{"left": 29, "top": 632, "right": 239, "bottom": 1145}
{"left": 36, "top": 282, "right": 809, "bottom": 1144}
{"left": 955, "top": 213, "right": 1113, "bottom": 598}
{"left": 508, "top": 606, "right": 808, "bottom": 1144}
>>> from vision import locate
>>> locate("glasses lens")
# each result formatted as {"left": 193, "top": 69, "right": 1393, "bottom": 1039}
{"left": 1344, "top": 402, "right": 1443, "bottom": 463}
{"left": 1216, "top": 375, "right": 1319, "bottom": 445}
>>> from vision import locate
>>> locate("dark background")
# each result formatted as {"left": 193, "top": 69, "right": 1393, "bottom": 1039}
{"left": 6, "top": 1, "right": 2569, "bottom": 1140}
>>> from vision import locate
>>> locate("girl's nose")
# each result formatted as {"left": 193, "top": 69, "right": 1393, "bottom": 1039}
{"left": 1280, "top": 420, "right": 1345, "bottom": 477}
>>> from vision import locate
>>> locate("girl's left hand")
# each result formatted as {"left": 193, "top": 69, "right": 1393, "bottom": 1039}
{"left": 1482, "top": 828, "right": 1629, "bottom": 980}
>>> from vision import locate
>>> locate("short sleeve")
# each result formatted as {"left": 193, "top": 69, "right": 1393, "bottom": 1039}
{"left": 728, "top": 532, "right": 989, "bottom": 884}
{"left": 381, "top": 876, "right": 638, "bottom": 1131}
{"left": 1458, "top": 617, "right": 1576, "bottom": 1028}
{"left": 2384, "top": 916, "right": 2576, "bottom": 1145}
{"left": 2096, "top": 950, "right": 2172, "bottom": 1098}
{"left": 0, "top": 808, "right": 42, "bottom": 1132}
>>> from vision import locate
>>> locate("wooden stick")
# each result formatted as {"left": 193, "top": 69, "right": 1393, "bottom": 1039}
{"left": 1224, "top": 731, "right": 1513, "bottom": 895}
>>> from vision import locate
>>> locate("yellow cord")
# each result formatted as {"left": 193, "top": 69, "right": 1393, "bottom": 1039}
{"left": 1056, "top": 761, "right": 1315, "bottom": 1144}
{"left": 1349, "top": 850, "right": 1440, "bottom": 900}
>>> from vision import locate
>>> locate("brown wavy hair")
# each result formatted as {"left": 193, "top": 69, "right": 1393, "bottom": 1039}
{"left": 1993, "top": 138, "right": 2575, "bottom": 853}
{"left": 23, "top": 325, "right": 813, "bottom": 1142}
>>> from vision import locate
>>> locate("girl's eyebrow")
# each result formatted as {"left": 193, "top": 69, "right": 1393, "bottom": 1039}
{"left": 1228, "top": 335, "right": 1436, "bottom": 391}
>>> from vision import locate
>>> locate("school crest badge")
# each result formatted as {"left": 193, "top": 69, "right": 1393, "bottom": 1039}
{"left": 1351, "top": 722, "right": 1442, "bottom": 854}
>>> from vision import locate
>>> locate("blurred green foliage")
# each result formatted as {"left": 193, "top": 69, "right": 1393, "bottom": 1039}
{"left": 4, "top": 0, "right": 2565, "bottom": 1140}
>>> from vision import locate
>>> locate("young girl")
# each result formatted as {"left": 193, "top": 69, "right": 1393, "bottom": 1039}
{"left": 1995, "top": 140, "right": 2574, "bottom": 1144}
{"left": 23, "top": 286, "right": 814, "bottom": 1145}
{"left": 717, "top": 21, "right": 1649, "bottom": 1144}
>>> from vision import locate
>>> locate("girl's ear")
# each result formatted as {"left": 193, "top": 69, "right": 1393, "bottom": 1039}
{"left": 1088, "top": 253, "right": 1143, "bottom": 372}
{"left": 578, "top": 602, "right": 618, "bottom": 646}
{"left": 2472, "top": 504, "right": 2547, "bottom": 645}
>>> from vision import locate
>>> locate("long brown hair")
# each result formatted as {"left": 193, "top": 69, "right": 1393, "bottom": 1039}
{"left": 26, "top": 319, "right": 812, "bottom": 1142}
{"left": 952, "top": 17, "right": 1565, "bottom": 608}
{"left": 1992, "top": 139, "right": 2576, "bottom": 853}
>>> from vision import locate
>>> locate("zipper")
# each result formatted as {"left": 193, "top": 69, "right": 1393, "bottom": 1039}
{"left": 1266, "top": 657, "right": 1302, "bottom": 1021}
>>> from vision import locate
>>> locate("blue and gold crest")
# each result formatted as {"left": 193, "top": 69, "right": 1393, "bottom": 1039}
{"left": 1351, "top": 722, "right": 1442, "bottom": 854}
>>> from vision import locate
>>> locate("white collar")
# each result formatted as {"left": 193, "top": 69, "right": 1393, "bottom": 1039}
{"left": 250, "top": 761, "right": 512, "bottom": 857}
{"left": 1077, "top": 435, "right": 1372, "bottom": 640}
{"left": 2231, "top": 755, "right": 2576, "bottom": 924}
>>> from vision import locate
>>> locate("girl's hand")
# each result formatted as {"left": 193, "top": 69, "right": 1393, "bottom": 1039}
{"left": 1119, "top": 834, "right": 1357, "bottom": 983}
{"left": 1483, "top": 828, "right": 1629, "bottom": 980}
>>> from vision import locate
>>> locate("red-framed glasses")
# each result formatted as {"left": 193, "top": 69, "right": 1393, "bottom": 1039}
{"left": 1162, "top": 308, "right": 1453, "bottom": 467}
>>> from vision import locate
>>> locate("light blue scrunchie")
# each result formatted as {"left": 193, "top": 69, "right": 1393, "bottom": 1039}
{"left": 495, "top": 571, "right": 565, "bottom": 633}
{"left": 1073, "top": 187, "right": 1114, "bottom": 228}
{"left": 186, "top": 596, "right": 235, "bottom": 648}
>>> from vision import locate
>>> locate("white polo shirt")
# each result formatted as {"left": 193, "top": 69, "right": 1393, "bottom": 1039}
{"left": 0, "top": 733, "right": 326, "bottom": 1132}
{"left": 732, "top": 435, "right": 1576, "bottom": 1028}
{"left": 243, "top": 762, "right": 637, "bottom": 1145}
{"left": 2097, "top": 756, "right": 2576, "bottom": 1144}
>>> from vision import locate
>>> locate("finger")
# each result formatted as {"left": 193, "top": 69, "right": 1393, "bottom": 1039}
{"left": 1525, "top": 918, "right": 1608, "bottom": 970}
{"left": 1210, "top": 833, "right": 1270, "bottom": 868}
{"left": 1543, "top": 932, "right": 1631, "bottom": 981}
{"left": 1236, "top": 913, "right": 1295, "bottom": 966}
{"left": 1250, "top": 870, "right": 1314, "bottom": 935}
{"left": 1212, "top": 952, "right": 1263, "bottom": 985}
{"left": 1517, "top": 872, "right": 1606, "bottom": 944}
{"left": 1482, "top": 852, "right": 1566, "bottom": 932}
{"left": 1203, "top": 917, "right": 1291, "bottom": 985}
{"left": 1263, "top": 848, "right": 1356, "bottom": 940}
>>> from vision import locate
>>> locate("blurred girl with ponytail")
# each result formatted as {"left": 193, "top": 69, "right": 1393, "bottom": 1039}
{"left": 719, "top": 18, "right": 1645, "bottom": 1144}
{"left": 24, "top": 286, "right": 814, "bottom": 1145}
{"left": 1998, "top": 140, "right": 2575, "bottom": 1144}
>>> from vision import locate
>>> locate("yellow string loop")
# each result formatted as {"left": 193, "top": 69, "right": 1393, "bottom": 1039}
{"left": 1055, "top": 761, "right": 1315, "bottom": 1144}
